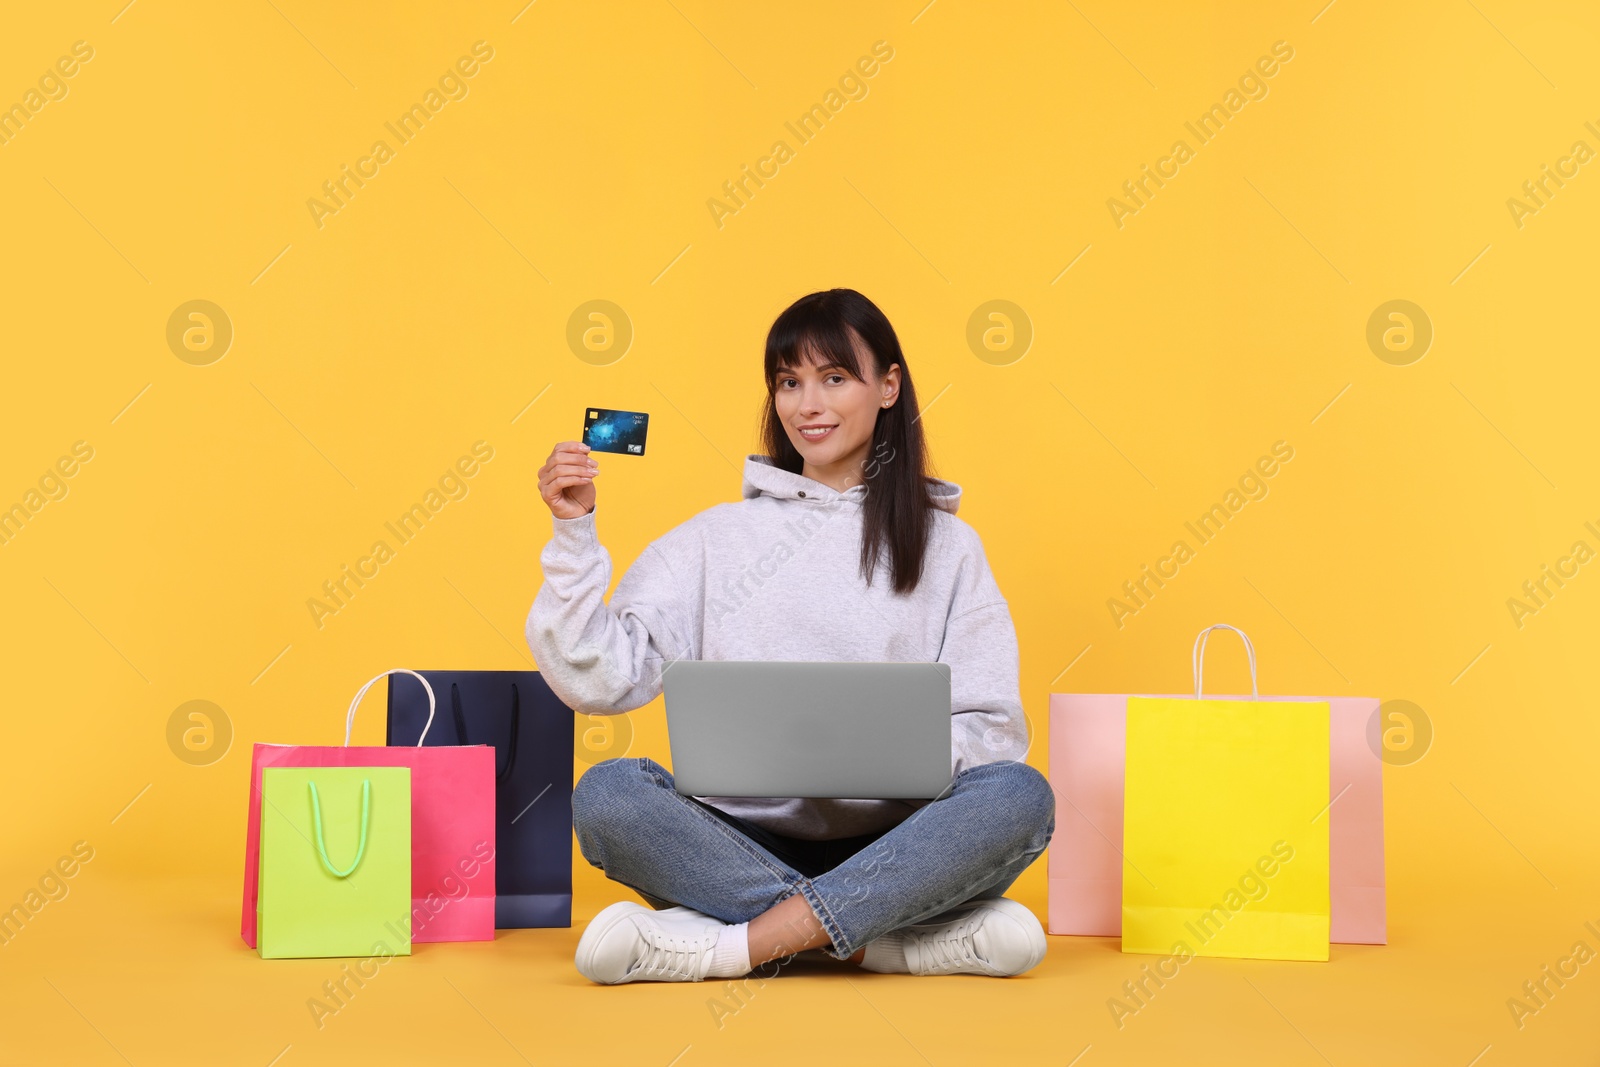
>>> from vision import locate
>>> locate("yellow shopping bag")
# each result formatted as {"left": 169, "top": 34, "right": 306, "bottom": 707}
{"left": 1122, "top": 625, "right": 1331, "bottom": 962}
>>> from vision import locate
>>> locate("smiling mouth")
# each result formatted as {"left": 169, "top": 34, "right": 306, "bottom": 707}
{"left": 798, "top": 425, "right": 837, "bottom": 441}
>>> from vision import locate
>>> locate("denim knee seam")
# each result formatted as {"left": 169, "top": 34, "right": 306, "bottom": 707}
{"left": 639, "top": 759, "right": 804, "bottom": 889}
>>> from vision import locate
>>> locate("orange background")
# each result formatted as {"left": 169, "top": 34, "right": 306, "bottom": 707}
{"left": 1, "top": 0, "right": 1596, "bottom": 1063}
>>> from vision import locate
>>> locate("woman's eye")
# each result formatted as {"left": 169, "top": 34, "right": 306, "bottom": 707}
{"left": 827, "top": 374, "right": 844, "bottom": 384}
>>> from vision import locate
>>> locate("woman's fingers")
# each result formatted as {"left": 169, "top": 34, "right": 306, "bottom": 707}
{"left": 539, "top": 441, "right": 597, "bottom": 518}
{"left": 550, "top": 441, "right": 601, "bottom": 463}
{"left": 539, "top": 469, "right": 597, "bottom": 500}
{"left": 543, "top": 472, "right": 598, "bottom": 493}
{"left": 540, "top": 450, "right": 595, "bottom": 474}
{"left": 537, "top": 465, "right": 597, "bottom": 490}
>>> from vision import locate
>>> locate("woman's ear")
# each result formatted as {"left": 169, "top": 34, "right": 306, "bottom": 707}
{"left": 881, "top": 363, "right": 902, "bottom": 408}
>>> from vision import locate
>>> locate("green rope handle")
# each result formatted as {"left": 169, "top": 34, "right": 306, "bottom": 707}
{"left": 308, "top": 778, "right": 371, "bottom": 878}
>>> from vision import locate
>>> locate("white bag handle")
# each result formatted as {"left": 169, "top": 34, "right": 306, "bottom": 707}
{"left": 1191, "top": 624, "right": 1259, "bottom": 699}
{"left": 344, "top": 668, "right": 437, "bottom": 747}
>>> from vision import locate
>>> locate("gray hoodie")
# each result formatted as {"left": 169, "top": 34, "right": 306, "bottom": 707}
{"left": 524, "top": 454, "right": 1028, "bottom": 840}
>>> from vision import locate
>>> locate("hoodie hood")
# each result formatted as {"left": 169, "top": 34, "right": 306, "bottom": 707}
{"left": 740, "top": 454, "right": 961, "bottom": 514}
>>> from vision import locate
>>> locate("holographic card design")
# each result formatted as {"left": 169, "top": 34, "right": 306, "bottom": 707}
{"left": 583, "top": 407, "right": 649, "bottom": 456}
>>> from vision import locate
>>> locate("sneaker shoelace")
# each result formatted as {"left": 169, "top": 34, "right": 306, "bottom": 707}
{"left": 914, "top": 911, "right": 991, "bottom": 974}
{"left": 630, "top": 922, "right": 718, "bottom": 981}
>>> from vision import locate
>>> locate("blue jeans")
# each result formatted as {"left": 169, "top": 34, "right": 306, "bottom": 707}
{"left": 571, "top": 756, "right": 1056, "bottom": 961}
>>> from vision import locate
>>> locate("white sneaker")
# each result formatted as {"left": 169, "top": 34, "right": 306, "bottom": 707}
{"left": 902, "top": 898, "right": 1047, "bottom": 976}
{"left": 575, "top": 901, "right": 726, "bottom": 984}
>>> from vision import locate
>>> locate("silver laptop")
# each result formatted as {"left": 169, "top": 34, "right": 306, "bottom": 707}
{"left": 662, "top": 661, "right": 952, "bottom": 799}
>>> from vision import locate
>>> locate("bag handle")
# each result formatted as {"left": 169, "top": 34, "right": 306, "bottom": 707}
{"left": 308, "top": 778, "right": 370, "bottom": 878}
{"left": 1192, "top": 624, "right": 1259, "bottom": 699}
{"left": 345, "top": 668, "right": 436, "bottom": 747}
{"left": 449, "top": 681, "right": 521, "bottom": 783}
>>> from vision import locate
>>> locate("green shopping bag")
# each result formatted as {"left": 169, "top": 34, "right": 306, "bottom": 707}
{"left": 257, "top": 766, "right": 412, "bottom": 959}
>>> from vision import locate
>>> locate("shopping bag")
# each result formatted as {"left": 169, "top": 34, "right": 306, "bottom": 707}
{"left": 387, "top": 670, "right": 573, "bottom": 928}
{"left": 257, "top": 765, "right": 412, "bottom": 959}
{"left": 1048, "top": 630, "right": 1385, "bottom": 944}
{"left": 1121, "top": 625, "right": 1330, "bottom": 961}
{"left": 242, "top": 669, "right": 496, "bottom": 948}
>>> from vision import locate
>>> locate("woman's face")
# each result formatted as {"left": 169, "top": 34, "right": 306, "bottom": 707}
{"left": 773, "top": 343, "right": 900, "bottom": 481}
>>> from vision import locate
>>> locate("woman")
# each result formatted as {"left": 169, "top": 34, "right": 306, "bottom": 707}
{"left": 526, "top": 288, "right": 1055, "bottom": 984}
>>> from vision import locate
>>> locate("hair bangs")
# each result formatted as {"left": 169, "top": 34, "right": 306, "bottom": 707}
{"left": 765, "top": 310, "right": 871, "bottom": 390}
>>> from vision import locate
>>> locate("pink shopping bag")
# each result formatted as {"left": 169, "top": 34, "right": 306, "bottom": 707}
{"left": 242, "top": 669, "right": 496, "bottom": 947}
{"left": 1047, "top": 625, "right": 1386, "bottom": 945}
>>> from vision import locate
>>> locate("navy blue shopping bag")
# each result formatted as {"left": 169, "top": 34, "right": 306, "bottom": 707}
{"left": 387, "top": 671, "right": 573, "bottom": 928}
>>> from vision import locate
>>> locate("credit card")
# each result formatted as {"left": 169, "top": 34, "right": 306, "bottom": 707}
{"left": 583, "top": 407, "right": 649, "bottom": 456}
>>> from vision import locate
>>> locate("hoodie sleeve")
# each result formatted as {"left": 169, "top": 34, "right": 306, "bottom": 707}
{"left": 938, "top": 527, "right": 1030, "bottom": 776}
{"left": 524, "top": 509, "right": 700, "bottom": 714}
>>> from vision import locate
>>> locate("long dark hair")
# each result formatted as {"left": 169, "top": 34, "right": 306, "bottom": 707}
{"left": 759, "top": 288, "right": 936, "bottom": 595}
